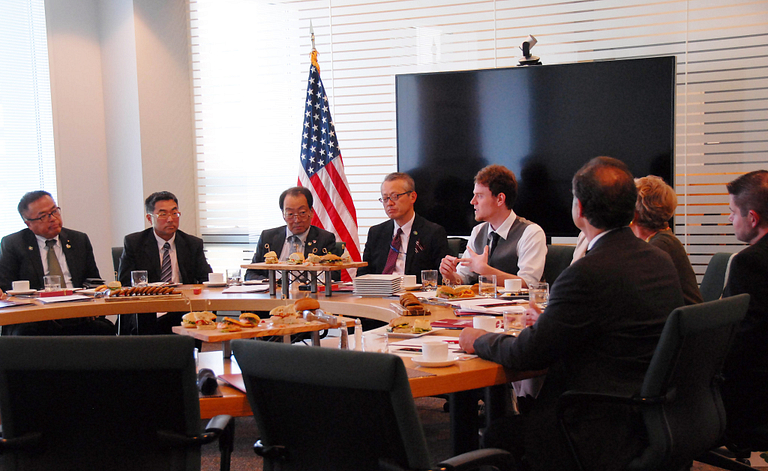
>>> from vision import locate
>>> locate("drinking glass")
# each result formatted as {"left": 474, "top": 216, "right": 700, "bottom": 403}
{"left": 227, "top": 268, "right": 242, "bottom": 286}
{"left": 421, "top": 270, "right": 438, "bottom": 290}
{"left": 503, "top": 309, "right": 525, "bottom": 334}
{"left": 44, "top": 275, "right": 62, "bottom": 292}
{"left": 478, "top": 274, "right": 497, "bottom": 298}
{"left": 528, "top": 281, "right": 549, "bottom": 308}
{"left": 131, "top": 270, "right": 148, "bottom": 287}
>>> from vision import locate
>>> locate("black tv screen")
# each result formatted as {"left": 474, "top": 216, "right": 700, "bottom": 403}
{"left": 396, "top": 56, "right": 676, "bottom": 237}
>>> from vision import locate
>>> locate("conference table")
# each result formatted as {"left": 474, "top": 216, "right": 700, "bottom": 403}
{"left": 0, "top": 285, "right": 543, "bottom": 454}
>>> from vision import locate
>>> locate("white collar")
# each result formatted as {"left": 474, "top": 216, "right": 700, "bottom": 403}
{"left": 490, "top": 210, "right": 517, "bottom": 240}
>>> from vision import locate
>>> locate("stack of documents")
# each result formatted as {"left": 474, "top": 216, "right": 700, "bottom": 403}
{"left": 353, "top": 274, "right": 403, "bottom": 296}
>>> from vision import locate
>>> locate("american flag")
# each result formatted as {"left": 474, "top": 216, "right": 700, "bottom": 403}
{"left": 298, "top": 51, "right": 361, "bottom": 281}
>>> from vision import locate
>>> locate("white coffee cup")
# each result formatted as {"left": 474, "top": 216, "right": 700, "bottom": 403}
{"left": 12, "top": 280, "right": 30, "bottom": 292}
{"left": 422, "top": 340, "right": 449, "bottom": 361}
{"left": 504, "top": 278, "right": 522, "bottom": 292}
{"left": 402, "top": 275, "right": 417, "bottom": 289}
{"left": 208, "top": 272, "right": 225, "bottom": 284}
{"left": 473, "top": 315, "right": 498, "bottom": 332}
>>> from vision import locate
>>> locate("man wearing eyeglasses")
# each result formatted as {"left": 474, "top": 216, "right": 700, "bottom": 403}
{"left": 118, "top": 191, "right": 212, "bottom": 334}
{"left": 356, "top": 173, "right": 449, "bottom": 283}
{"left": 0, "top": 190, "right": 115, "bottom": 335}
{"left": 244, "top": 187, "right": 337, "bottom": 281}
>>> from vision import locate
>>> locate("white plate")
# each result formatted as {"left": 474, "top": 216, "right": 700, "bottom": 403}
{"left": 7, "top": 289, "right": 37, "bottom": 296}
{"left": 386, "top": 328, "right": 445, "bottom": 339}
{"left": 203, "top": 281, "right": 227, "bottom": 287}
{"left": 411, "top": 355, "right": 459, "bottom": 368}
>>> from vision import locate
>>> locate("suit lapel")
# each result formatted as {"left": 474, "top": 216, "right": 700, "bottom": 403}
{"left": 142, "top": 230, "right": 162, "bottom": 280}
{"left": 305, "top": 226, "right": 319, "bottom": 256}
{"left": 59, "top": 228, "right": 78, "bottom": 282}
{"left": 404, "top": 216, "right": 421, "bottom": 274}
{"left": 23, "top": 229, "right": 45, "bottom": 284}
{"left": 269, "top": 227, "right": 286, "bottom": 257}
{"left": 174, "top": 232, "right": 190, "bottom": 284}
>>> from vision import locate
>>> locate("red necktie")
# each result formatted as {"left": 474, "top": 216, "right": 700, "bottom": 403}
{"left": 382, "top": 228, "right": 403, "bottom": 274}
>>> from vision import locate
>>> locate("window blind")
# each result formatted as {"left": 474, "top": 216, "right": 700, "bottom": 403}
{"left": 0, "top": 0, "right": 56, "bottom": 235}
{"left": 190, "top": 0, "right": 768, "bottom": 279}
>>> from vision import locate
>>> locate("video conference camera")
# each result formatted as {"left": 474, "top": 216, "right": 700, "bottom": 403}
{"left": 519, "top": 35, "right": 542, "bottom": 66}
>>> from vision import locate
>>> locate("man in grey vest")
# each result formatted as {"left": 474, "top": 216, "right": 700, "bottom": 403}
{"left": 440, "top": 164, "right": 546, "bottom": 288}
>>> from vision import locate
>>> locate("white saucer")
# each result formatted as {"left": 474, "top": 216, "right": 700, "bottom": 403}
{"left": 411, "top": 355, "right": 459, "bottom": 368}
{"left": 403, "top": 284, "right": 422, "bottom": 291}
{"left": 203, "top": 281, "right": 227, "bottom": 287}
{"left": 7, "top": 289, "right": 37, "bottom": 296}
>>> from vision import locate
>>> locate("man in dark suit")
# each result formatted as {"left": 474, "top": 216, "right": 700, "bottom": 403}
{"left": 244, "top": 187, "right": 337, "bottom": 281}
{"left": 357, "top": 172, "right": 449, "bottom": 283}
{"left": 720, "top": 170, "right": 768, "bottom": 443}
{"left": 118, "top": 191, "right": 212, "bottom": 334}
{"left": 459, "top": 157, "right": 684, "bottom": 471}
{"left": 0, "top": 191, "right": 115, "bottom": 335}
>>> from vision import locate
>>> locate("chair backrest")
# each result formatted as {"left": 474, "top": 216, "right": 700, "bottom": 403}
{"left": 629, "top": 293, "right": 750, "bottom": 471}
{"left": 543, "top": 244, "right": 575, "bottom": 284}
{"left": 232, "top": 340, "right": 433, "bottom": 471}
{"left": 112, "top": 246, "right": 123, "bottom": 280}
{"left": 699, "top": 252, "right": 735, "bottom": 302}
{"left": 0, "top": 335, "right": 202, "bottom": 471}
{"left": 447, "top": 237, "right": 468, "bottom": 258}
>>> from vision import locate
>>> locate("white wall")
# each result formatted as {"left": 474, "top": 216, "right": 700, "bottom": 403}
{"left": 43, "top": 0, "right": 196, "bottom": 281}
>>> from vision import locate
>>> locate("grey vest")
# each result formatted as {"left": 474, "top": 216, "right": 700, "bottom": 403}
{"left": 471, "top": 216, "right": 533, "bottom": 280}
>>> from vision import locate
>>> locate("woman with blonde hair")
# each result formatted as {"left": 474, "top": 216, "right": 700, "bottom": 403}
{"left": 631, "top": 175, "right": 702, "bottom": 304}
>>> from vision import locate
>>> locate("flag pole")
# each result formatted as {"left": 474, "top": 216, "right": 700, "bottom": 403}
{"left": 310, "top": 20, "right": 319, "bottom": 72}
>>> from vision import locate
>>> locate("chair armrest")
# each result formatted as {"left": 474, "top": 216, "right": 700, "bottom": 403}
{"left": 0, "top": 432, "right": 42, "bottom": 452}
{"left": 555, "top": 390, "right": 668, "bottom": 471}
{"left": 157, "top": 414, "right": 234, "bottom": 446}
{"left": 438, "top": 448, "right": 514, "bottom": 471}
{"left": 379, "top": 448, "right": 514, "bottom": 471}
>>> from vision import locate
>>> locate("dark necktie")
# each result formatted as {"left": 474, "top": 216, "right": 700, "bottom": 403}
{"left": 382, "top": 228, "right": 403, "bottom": 274}
{"left": 45, "top": 239, "right": 64, "bottom": 280}
{"left": 161, "top": 242, "right": 172, "bottom": 283}
{"left": 488, "top": 232, "right": 501, "bottom": 259}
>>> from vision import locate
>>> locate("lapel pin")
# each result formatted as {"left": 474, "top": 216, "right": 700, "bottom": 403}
{"left": 66, "top": 244, "right": 71, "bottom": 249}
{"left": 28, "top": 246, "right": 33, "bottom": 251}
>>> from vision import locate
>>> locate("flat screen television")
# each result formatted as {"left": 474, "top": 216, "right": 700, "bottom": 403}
{"left": 396, "top": 56, "right": 676, "bottom": 238}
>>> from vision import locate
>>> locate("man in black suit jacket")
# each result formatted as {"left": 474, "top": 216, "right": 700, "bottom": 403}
{"left": 0, "top": 191, "right": 114, "bottom": 335}
{"left": 118, "top": 191, "right": 212, "bottom": 334}
{"left": 244, "top": 187, "right": 337, "bottom": 281}
{"left": 460, "top": 157, "right": 684, "bottom": 471}
{"left": 356, "top": 173, "right": 449, "bottom": 283}
{"left": 720, "top": 170, "right": 768, "bottom": 442}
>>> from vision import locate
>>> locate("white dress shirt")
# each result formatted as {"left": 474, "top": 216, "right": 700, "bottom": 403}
{"left": 35, "top": 234, "right": 73, "bottom": 288}
{"left": 390, "top": 214, "right": 415, "bottom": 275}
{"left": 457, "top": 210, "right": 547, "bottom": 286}
{"left": 153, "top": 231, "right": 180, "bottom": 284}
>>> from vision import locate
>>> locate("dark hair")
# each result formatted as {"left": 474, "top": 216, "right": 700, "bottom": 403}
{"left": 383, "top": 172, "right": 415, "bottom": 192}
{"left": 18, "top": 191, "right": 53, "bottom": 218}
{"left": 573, "top": 156, "right": 637, "bottom": 230}
{"left": 474, "top": 165, "right": 518, "bottom": 209}
{"left": 727, "top": 170, "right": 768, "bottom": 222}
{"left": 279, "top": 187, "right": 313, "bottom": 211}
{"left": 145, "top": 191, "right": 179, "bottom": 214}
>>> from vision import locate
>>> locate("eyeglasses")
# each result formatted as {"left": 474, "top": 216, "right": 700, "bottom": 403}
{"left": 25, "top": 207, "right": 61, "bottom": 222}
{"left": 379, "top": 191, "right": 412, "bottom": 204}
{"left": 150, "top": 211, "right": 181, "bottom": 220}
{"left": 284, "top": 210, "right": 310, "bottom": 220}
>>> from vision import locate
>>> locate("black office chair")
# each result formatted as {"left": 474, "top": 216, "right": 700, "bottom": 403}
{"left": 0, "top": 335, "right": 234, "bottom": 471}
{"left": 542, "top": 244, "right": 575, "bottom": 284}
{"left": 699, "top": 252, "right": 735, "bottom": 302}
{"left": 447, "top": 237, "right": 468, "bottom": 258}
{"left": 556, "top": 294, "right": 750, "bottom": 471}
{"left": 232, "top": 340, "right": 513, "bottom": 471}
